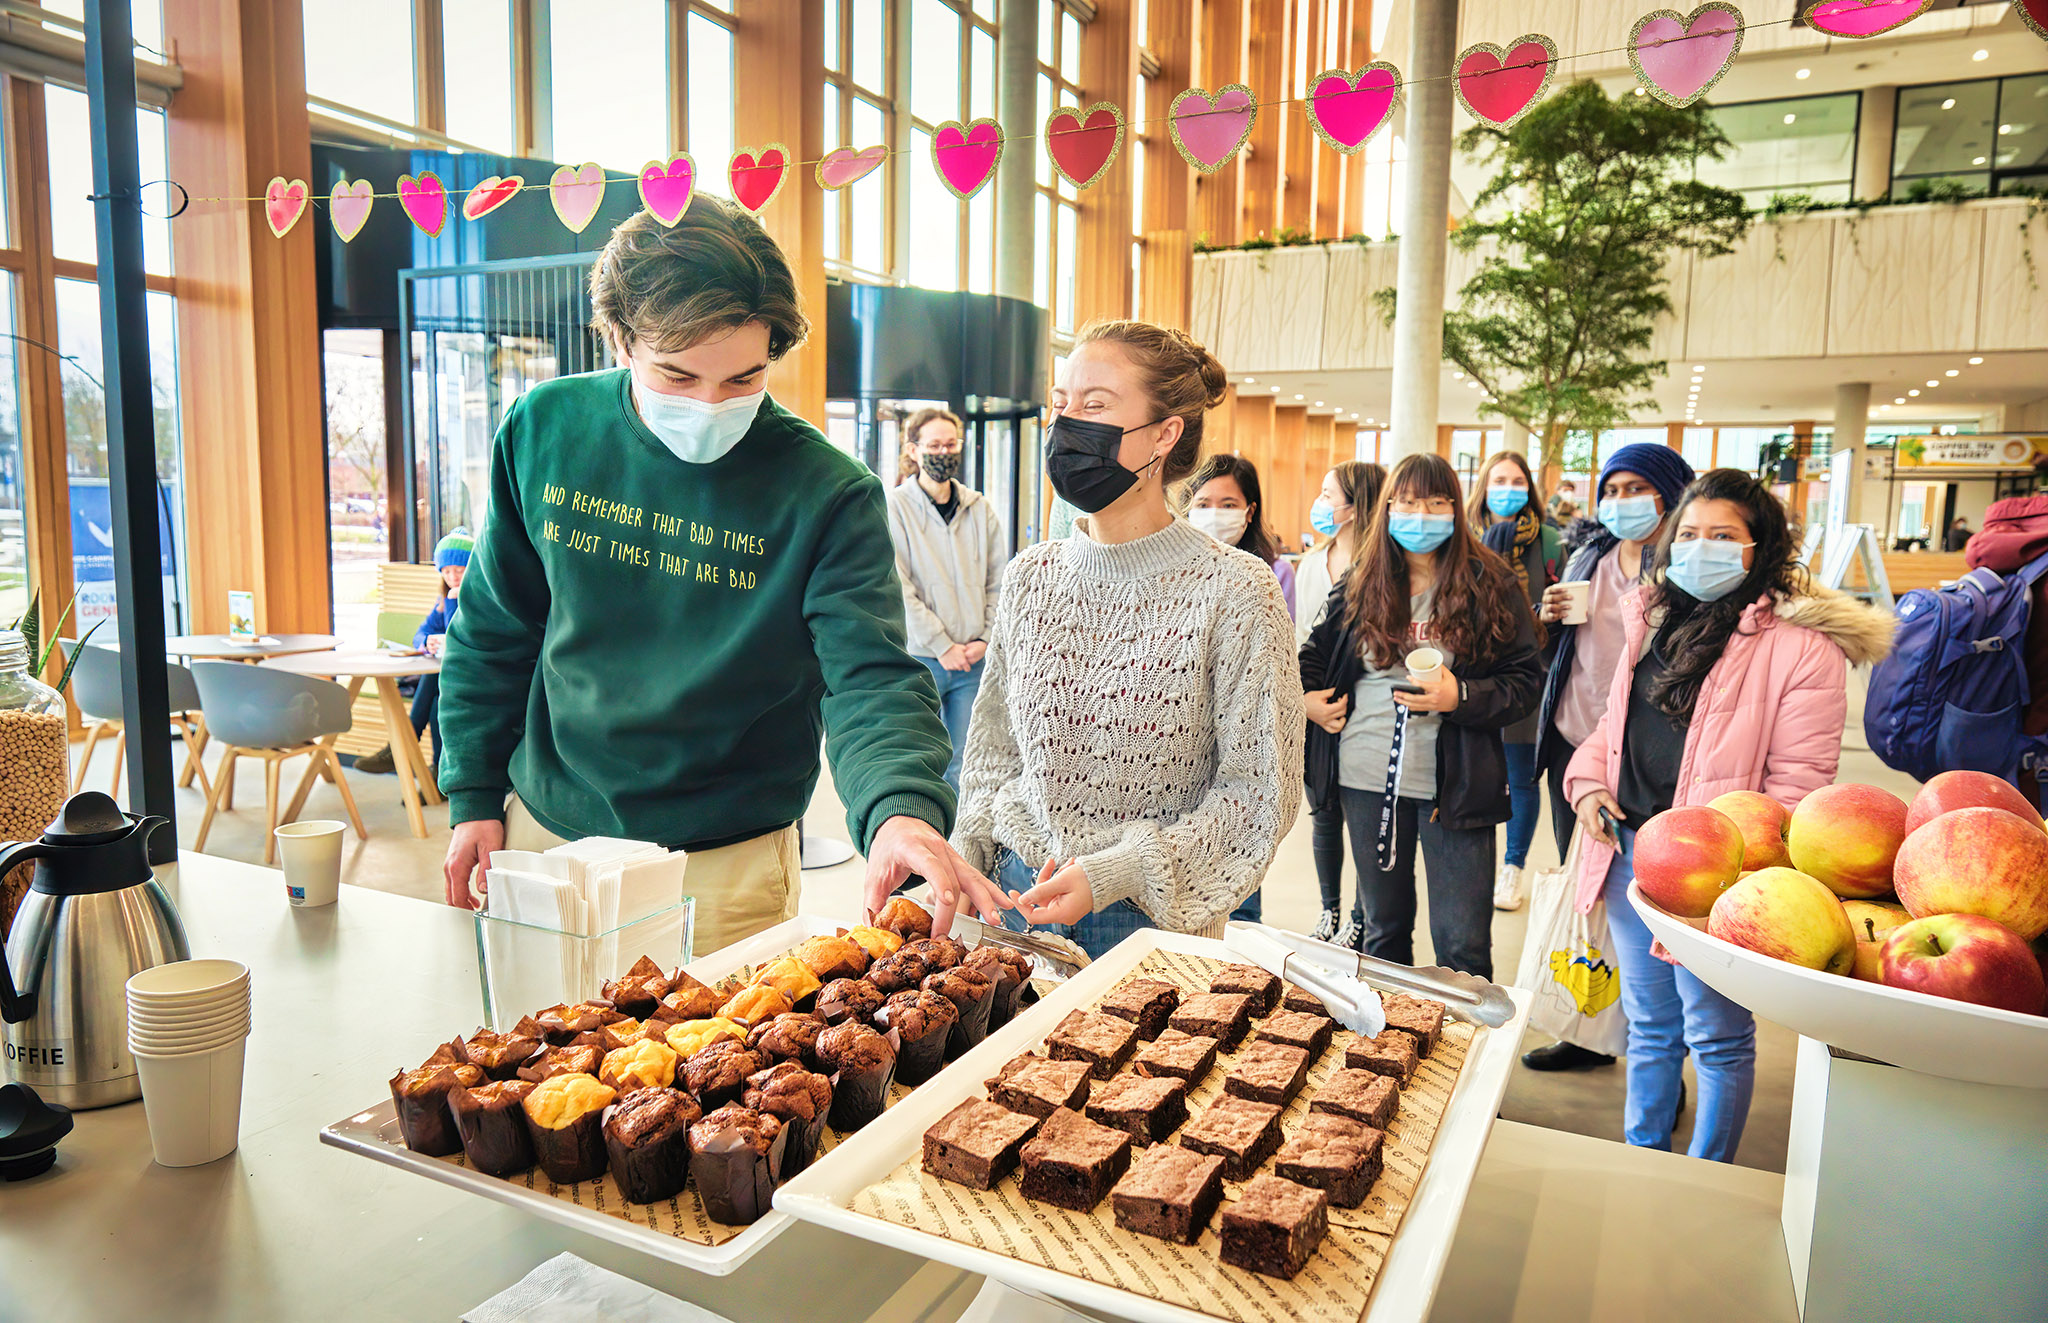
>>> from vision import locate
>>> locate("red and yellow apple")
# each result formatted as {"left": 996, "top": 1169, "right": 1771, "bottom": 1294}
{"left": 1707, "top": 867, "right": 1858, "bottom": 975}
{"left": 1707, "top": 791, "right": 1792, "bottom": 872}
{"left": 1893, "top": 806, "right": 2048, "bottom": 942}
{"left": 1786, "top": 783, "right": 1910, "bottom": 899}
{"left": 1903, "top": 770, "right": 2042, "bottom": 837}
{"left": 1633, "top": 806, "right": 1746, "bottom": 918}
{"left": 1879, "top": 913, "right": 2048, "bottom": 1015}
{"left": 1842, "top": 898, "right": 1912, "bottom": 982}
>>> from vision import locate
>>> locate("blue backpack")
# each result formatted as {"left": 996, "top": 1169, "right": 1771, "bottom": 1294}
{"left": 1864, "top": 553, "right": 2048, "bottom": 794}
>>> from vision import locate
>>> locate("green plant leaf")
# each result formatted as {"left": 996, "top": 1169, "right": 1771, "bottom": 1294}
{"left": 15, "top": 587, "right": 39, "bottom": 662}
{"left": 52, "top": 619, "right": 103, "bottom": 696}
{"left": 33, "top": 592, "right": 79, "bottom": 677}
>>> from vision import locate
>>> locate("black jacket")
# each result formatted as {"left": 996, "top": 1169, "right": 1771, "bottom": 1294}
{"left": 1298, "top": 584, "right": 1545, "bottom": 830}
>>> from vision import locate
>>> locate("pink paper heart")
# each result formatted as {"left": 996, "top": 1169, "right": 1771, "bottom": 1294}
{"left": 1305, "top": 64, "right": 1401, "bottom": 154}
{"left": 1631, "top": 5, "right": 1744, "bottom": 107}
{"left": 263, "top": 176, "right": 307, "bottom": 238}
{"left": 638, "top": 154, "right": 696, "bottom": 227}
{"left": 462, "top": 174, "right": 524, "bottom": 221}
{"left": 549, "top": 163, "right": 606, "bottom": 233}
{"left": 931, "top": 119, "right": 1004, "bottom": 200}
{"left": 1455, "top": 36, "right": 1557, "bottom": 129}
{"left": 397, "top": 173, "right": 448, "bottom": 237}
{"left": 1170, "top": 84, "right": 1258, "bottom": 173}
{"left": 817, "top": 145, "right": 888, "bottom": 191}
{"left": 729, "top": 145, "right": 790, "bottom": 215}
{"left": 1802, "top": 0, "right": 1931, "bottom": 38}
{"left": 329, "top": 179, "right": 374, "bottom": 243}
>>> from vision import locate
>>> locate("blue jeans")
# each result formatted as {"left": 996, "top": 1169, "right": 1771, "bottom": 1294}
{"left": 408, "top": 672, "right": 441, "bottom": 764}
{"left": 1603, "top": 827, "right": 1756, "bottom": 1162}
{"left": 1337, "top": 788, "right": 1496, "bottom": 980}
{"left": 1503, "top": 740, "right": 1540, "bottom": 869}
{"left": 993, "top": 847, "right": 1153, "bottom": 960}
{"left": 917, "top": 656, "right": 984, "bottom": 792}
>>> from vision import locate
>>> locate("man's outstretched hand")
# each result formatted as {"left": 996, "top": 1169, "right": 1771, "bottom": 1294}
{"left": 861, "top": 815, "right": 1010, "bottom": 937}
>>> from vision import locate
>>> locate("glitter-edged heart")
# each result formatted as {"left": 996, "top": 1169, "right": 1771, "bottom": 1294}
{"left": 549, "top": 163, "right": 606, "bottom": 233}
{"left": 1630, "top": 5, "right": 1744, "bottom": 108}
{"left": 1169, "top": 84, "right": 1258, "bottom": 173}
{"left": 1454, "top": 35, "right": 1557, "bottom": 129}
{"left": 329, "top": 179, "right": 374, "bottom": 242}
{"left": 729, "top": 145, "right": 790, "bottom": 215}
{"left": 638, "top": 155, "right": 696, "bottom": 226}
{"left": 2018, "top": 0, "right": 2048, "bottom": 43}
{"left": 263, "top": 176, "right": 308, "bottom": 238}
{"left": 931, "top": 118, "right": 1004, "bottom": 200}
{"left": 1801, "top": 0, "right": 1931, "bottom": 38}
{"left": 1304, "top": 63, "right": 1401, "bottom": 155}
{"left": 462, "top": 174, "right": 524, "bottom": 221}
{"left": 397, "top": 172, "right": 448, "bottom": 237}
{"left": 1043, "top": 103, "right": 1125, "bottom": 190}
{"left": 817, "top": 145, "right": 888, "bottom": 191}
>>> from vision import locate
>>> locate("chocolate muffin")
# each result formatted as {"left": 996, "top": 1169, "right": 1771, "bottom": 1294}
{"left": 688, "top": 1104, "right": 787, "bottom": 1225}
{"left": 533, "top": 1001, "right": 627, "bottom": 1046}
{"left": 815, "top": 978, "right": 886, "bottom": 1028}
{"left": 599, "top": 1038, "right": 680, "bottom": 1093}
{"left": 684, "top": 1038, "right": 767, "bottom": 1110}
{"left": 875, "top": 895, "right": 933, "bottom": 940}
{"left": 866, "top": 949, "right": 932, "bottom": 996}
{"left": 747, "top": 1012, "right": 829, "bottom": 1073}
{"left": 601, "top": 955, "right": 675, "bottom": 1018}
{"left": 460, "top": 1020, "right": 544, "bottom": 1081}
{"left": 388, "top": 1051, "right": 484, "bottom": 1156}
{"left": 521, "top": 1072, "right": 617, "bottom": 1183}
{"left": 516, "top": 1043, "right": 602, "bottom": 1083}
{"left": 603, "top": 1087, "right": 701, "bottom": 1204}
{"left": 922, "top": 964, "right": 996, "bottom": 1058}
{"left": 845, "top": 925, "right": 904, "bottom": 962}
{"left": 717, "top": 983, "right": 794, "bottom": 1029}
{"left": 743, "top": 1061, "right": 834, "bottom": 1177}
{"left": 663, "top": 1017, "right": 747, "bottom": 1059}
{"left": 875, "top": 989, "right": 959, "bottom": 1086}
{"left": 751, "top": 955, "right": 823, "bottom": 1012}
{"left": 448, "top": 1078, "right": 537, "bottom": 1175}
{"left": 816, "top": 1022, "right": 898, "bottom": 1131}
{"left": 965, "top": 945, "right": 1033, "bottom": 1029}
{"left": 901, "top": 935, "right": 966, "bottom": 971}
{"left": 648, "top": 972, "right": 723, "bottom": 1024}
{"left": 792, "top": 933, "right": 870, "bottom": 983}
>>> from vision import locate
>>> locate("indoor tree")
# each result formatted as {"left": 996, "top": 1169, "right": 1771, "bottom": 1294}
{"left": 1377, "top": 80, "right": 1751, "bottom": 471}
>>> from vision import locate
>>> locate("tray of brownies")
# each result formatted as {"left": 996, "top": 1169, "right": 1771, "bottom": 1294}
{"left": 318, "top": 896, "right": 1041, "bottom": 1275}
{"left": 773, "top": 930, "right": 1532, "bottom": 1323}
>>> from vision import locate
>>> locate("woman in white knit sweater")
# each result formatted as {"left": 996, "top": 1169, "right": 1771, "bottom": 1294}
{"left": 951, "top": 320, "right": 1305, "bottom": 957}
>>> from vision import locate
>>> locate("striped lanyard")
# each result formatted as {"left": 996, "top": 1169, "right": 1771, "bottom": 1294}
{"left": 1376, "top": 701, "right": 1410, "bottom": 871}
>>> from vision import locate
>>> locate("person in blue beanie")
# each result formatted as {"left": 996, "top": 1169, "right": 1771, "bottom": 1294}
{"left": 357, "top": 530, "right": 472, "bottom": 776}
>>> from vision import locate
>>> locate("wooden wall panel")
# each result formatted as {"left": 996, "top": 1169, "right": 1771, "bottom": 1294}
{"left": 1139, "top": 0, "right": 1199, "bottom": 329}
{"left": 1196, "top": 0, "right": 1248, "bottom": 249}
{"left": 1076, "top": 0, "right": 1140, "bottom": 327}
{"left": 1282, "top": 0, "right": 1319, "bottom": 235}
{"left": 1243, "top": 0, "right": 1288, "bottom": 240}
{"left": 1270, "top": 404, "right": 1308, "bottom": 550}
{"left": 736, "top": 0, "right": 827, "bottom": 422}
{"left": 1295, "top": 412, "right": 1335, "bottom": 550}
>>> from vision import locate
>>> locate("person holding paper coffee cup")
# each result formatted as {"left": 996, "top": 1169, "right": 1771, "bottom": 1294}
{"left": 1297, "top": 454, "right": 1541, "bottom": 977}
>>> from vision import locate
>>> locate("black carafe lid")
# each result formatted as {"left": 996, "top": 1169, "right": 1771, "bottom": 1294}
{"left": 0, "top": 1082, "right": 74, "bottom": 1180}
{"left": 42, "top": 790, "right": 132, "bottom": 846}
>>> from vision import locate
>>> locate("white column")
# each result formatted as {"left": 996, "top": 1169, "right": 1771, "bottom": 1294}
{"left": 1835, "top": 381, "right": 1869, "bottom": 525}
{"left": 1388, "top": 0, "right": 1460, "bottom": 459}
{"left": 1503, "top": 418, "right": 1531, "bottom": 456}
{"left": 1854, "top": 86, "right": 1896, "bottom": 202}
{"left": 995, "top": 0, "right": 1038, "bottom": 301}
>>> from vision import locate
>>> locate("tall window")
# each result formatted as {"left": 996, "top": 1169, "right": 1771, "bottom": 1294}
{"left": 823, "top": 0, "right": 894, "bottom": 276}
{"left": 906, "top": 0, "right": 999, "bottom": 291}
{"left": 1893, "top": 75, "right": 2048, "bottom": 198}
{"left": 553, "top": 0, "right": 668, "bottom": 170}
{"left": 686, "top": 7, "right": 737, "bottom": 197}
{"left": 444, "top": 0, "right": 515, "bottom": 152}
{"left": 304, "top": 0, "right": 417, "bottom": 125}
{"left": 1037, "top": 4, "right": 1084, "bottom": 332}
{"left": 1699, "top": 93, "right": 1860, "bottom": 207}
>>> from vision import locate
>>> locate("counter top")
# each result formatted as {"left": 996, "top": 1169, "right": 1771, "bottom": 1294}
{"left": 0, "top": 854, "right": 1796, "bottom": 1322}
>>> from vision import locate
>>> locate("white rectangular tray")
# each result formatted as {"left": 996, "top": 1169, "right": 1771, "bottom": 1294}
{"left": 774, "top": 928, "right": 1532, "bottom": 1323}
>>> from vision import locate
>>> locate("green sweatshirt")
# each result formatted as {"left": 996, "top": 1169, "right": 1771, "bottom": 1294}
{"left": 438, "top": 369, "right": 955, "bottom": 852}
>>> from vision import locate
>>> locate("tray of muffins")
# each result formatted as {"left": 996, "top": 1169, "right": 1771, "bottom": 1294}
{"left": 773, "top": 928, "right": 1532, "bottom": 1323}
{"left": 318, "top": 896, "right": 1041, "bottom": 1275}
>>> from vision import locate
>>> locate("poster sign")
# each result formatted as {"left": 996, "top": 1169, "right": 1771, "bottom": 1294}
{"left": 1894, "top": 435, "right": 2048, "bottom": 469}
{"left": 68, "top": 479, "right": 180, "bottom": 630}
{"left": 227, "top": 591, "right": 256, "bottom": 642}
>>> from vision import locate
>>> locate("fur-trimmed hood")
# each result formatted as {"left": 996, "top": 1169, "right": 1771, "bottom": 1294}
{"left": 1766, "top": 585, "right": 1896, "bottom": 668}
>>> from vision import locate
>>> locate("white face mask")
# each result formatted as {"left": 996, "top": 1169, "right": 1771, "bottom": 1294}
{"left": 1189, "top": 507, "right": 1249, "bottom": 545}
{"left": 631, "top": 375, "right": 765, "bottom": 464}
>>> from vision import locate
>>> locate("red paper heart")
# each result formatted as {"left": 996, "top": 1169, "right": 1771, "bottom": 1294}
{"left": 1044, "top": 103, "right": 1125, "bottom": 190}
{"left": 1455, "top": 35, "right": 1557, "bottom": 129}
{"left": 462, "top": 175, "right": 524, "bottom": 221}
{"left": 729, "top": 145, "right": 790, "bottom": 215}
{"left": 263, "top": 176, "right": 307, "bottom": 238}
{"left": 2012, "top": 0, "right": 2047, "bottom": 40}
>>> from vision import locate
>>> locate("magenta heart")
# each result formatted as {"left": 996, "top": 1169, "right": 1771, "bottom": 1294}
{"left": 638, "top": 154, "right": 695, "bottom": 226}
{"left": 1455, "top": 37, "right": 1556, "bottom": 129}
{"left": 397, "top": 173, "right": 448, "bottom": 237}
{"left": 1170, "top": 85, "right": 1258, "bottom": 172}
{"left": 932, "top": 119, "right": 1003, "bottom": 200}
{"left": 1803, "top": 0, "right": 1931, "bottom": 38}
{"left": 1306, "top": 64, "right": 1400, "bottom": 154}
{"left": 1631, "top": 6, "right": 1743, "bottom": 107}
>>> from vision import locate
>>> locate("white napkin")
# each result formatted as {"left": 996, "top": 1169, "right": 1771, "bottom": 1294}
{"left": 462, "top": 1252, "right": 732, "bottom": 1323}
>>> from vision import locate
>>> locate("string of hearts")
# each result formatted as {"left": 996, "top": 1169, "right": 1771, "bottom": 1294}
{"left": 248, "top": 0, "right": 2044, "bottom": 241}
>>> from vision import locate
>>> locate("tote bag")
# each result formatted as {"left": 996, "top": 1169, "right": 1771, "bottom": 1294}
{"left": 1513, "top": 829, "right": 1628, "bottom": 1057}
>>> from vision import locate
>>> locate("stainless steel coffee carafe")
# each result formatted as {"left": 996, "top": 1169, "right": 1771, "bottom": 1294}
{"left": 1, "top": 791, "right": 186, "bottom": 1108}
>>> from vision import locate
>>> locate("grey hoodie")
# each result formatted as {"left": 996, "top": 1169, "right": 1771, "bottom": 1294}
{"left": 884, "top": 477, "right": 1007, "bottom": 658}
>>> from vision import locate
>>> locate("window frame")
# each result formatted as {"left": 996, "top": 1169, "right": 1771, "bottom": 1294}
{"left": 1891, "top": 73, "right": 2048, "bottom": 199}
{"left": 822, "top": 0, "right": 899, "bottom": 281}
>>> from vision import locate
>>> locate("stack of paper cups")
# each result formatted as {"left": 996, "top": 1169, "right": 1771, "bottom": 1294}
{"left": 125, "top": 959, "right": 251, "bottom": 1167}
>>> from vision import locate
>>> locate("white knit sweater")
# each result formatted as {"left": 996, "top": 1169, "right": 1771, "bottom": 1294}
{"left": 953, "top": 516, "right": 1305, "bottom": 935}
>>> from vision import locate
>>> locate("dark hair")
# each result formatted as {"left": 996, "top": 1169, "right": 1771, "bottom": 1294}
{"left": 1332, "top": 460, "right": 1383, "bottom": 518}
{"left": 1074, "top": 320, "right": 1229, "bottom": 484}
{"left": 590, "top": 196, "right": 810, "bottom": 358}
{"left": 1345, "top": 453, "right": 1529, "bottom": 670}
{"left": 1643, "top": 468, "right": 1806, "bottom": 721}
{"left": 1467, "top": 450, "right": 1545, "bottom": 529}
{"left": 1185, "top": 454, "right": 1281, "bottom": 564}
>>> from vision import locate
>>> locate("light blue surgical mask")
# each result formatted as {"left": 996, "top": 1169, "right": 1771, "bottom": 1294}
{"left": 1667, "top": 538, "right": 1754, "bottom": 602}
{"left": 1389, "top": 512, "right": 1455, "bottom": 555}
{"left": 1486, "top": 487, "right": 1529, "bottom": 518}
{"left": 1598, "top": 493, "right": 1663, "bottom": 543}
{"left": 1310, "top": 497, "right": 1341, "bottom": 538}
{"left": 632, "top": 376, "right": 765, "bottom": 464}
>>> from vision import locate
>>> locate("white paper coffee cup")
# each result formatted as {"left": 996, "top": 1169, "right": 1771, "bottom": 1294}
{"left": 1559, "top": 581, "right": 1592, "bottom": 625}
{"left": 275, "top": 821, "right": 345, "bottom": 907}
{"left": 1404, "top": 646, "right": 1444, "bottom": 679}
{"left": 134, "top": 1035, "right": 248, "bottom": 1167}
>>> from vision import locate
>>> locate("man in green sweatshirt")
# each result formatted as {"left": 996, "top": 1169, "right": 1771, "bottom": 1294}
{"left": 438, "top": 199, "right": 1005, "bottom": 951}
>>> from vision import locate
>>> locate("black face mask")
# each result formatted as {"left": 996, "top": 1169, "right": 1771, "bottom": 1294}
{"left": 1046, "top": 414, "right": 1167, "bottom": 514}
{"left": 920, "top": 451, "right": 961, "bottom": 483}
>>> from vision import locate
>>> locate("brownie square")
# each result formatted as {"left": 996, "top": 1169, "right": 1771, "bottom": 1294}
{"left": 1208, "top": 963, "right": 1281, "bottom": 1017}
{"left": 1018, "top": 1107, "right": 1133, "bottom": 1212}
{"left": 1223, "top": 1041, "right": 1311, "bottom": 1107}
{"left": 1380, "top": 994, "right": 1446, "bottom": 1057}
{"left": 1132, "top": 1029, "right": 1220, "bottom": 1088}
{"left": 1310, "top": 1069, "right": 1399, "bottom": 1131}
{"left": 986, "top": 1053, "right": 1093, "bottom": 1120}
{"left": 1281, "top": 984, "right": 1328, "bottom": 1017}
{"left": 1221, "top": 1174, "right": 1329, "bottom": 1279}
{"left": 1255, "top": 1009, "right": 1335, "bottom": 1060}
{"left": 1168, "top": 993, "right": 1254, "bottom": 1051}
{"left": 1346, "top": 1031, "right": 1419, "bottom": 1085}
{"left": 1274, "top": 1112, "right": 1384, "bottom": 1208}
{"left": 1083, "top": 1070, "right": 1189, "bottom": 1145}
{"left": 1097, "top": 978, "right": 1181, "bottom": 1041}
{"left": 1045, "top": 1009, "right": 1140, "bottom": 1080}
{"left": 1177, "top": 1095, "right": 1283, "bottom": 1180}
{"left": 922, "top": 1098, "right": 1040, "bottom": 1191}
{"left": 1111, "top": 1145, "right": 1226, "bottom": 1245}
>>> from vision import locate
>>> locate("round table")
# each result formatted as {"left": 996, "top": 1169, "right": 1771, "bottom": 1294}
{"left": 165, "top": 632, "right": 339, "bottom": 660}
{"left": 260, "top": 649, "right": 443, "bottom": 838}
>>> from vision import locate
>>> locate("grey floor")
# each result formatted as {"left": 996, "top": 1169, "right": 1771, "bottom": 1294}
{"left": 83, "top": 675, "right": 1918, "bottom": 1176}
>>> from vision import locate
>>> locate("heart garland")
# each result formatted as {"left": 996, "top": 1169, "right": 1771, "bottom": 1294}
{"left": 817, "top": 145, "right": 889, "bottom": 191}
{"left": 1629, "top": 5, "right": 1744, "bottom": 108}
{"left": 1303, "top": 63, "right": 1402, "bottom": 155}
{"left": 462, "top": 175, "right": 524, "bottom": 221}
{"left": 729, "top": 145, "right": 791, "bottom": 215}
{"left": 2019, "top": 0, "right": 2048, "bottom": 42}
{"left": 329, "top": 179, "right": 374, "bottom": 242}
{"left": 263, "top": 176, "right": 307, "bottom": 238}
{"left": 1800, "top": 0, "right": 1931, "bottom": 38}
{"left": 549, "top": 163, "right": 607, "bottom": 233}
{"left": 1169, "top": 84, "right": 1258, "bottom": 173}
{"left": 931, "top": 119, "right": 1004, "bottom": 200}
{"left": 397, "top": 172, "right": 449, "bottom": 237}
{"left": 638, "top": 155, "right": 697, "bottom": 226}
{"left": 1043, "top": 103, "right": 1126, "bottom": 190}
{"left": 1454, "top": 34, "right": 1558, "bottom": 129}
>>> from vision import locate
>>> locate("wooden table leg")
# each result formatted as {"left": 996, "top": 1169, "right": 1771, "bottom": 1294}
{"left": 372, "top": 677, "right": 430, "bottom": 839}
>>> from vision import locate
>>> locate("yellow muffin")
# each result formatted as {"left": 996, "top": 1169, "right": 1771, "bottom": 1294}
{"left": 792, "top": 933, "right": 870, "bottom": 982}
{"left": 751, "top": 955, "right": 823, "bottom": 1006}
{"left": 663, "top": 1017, "right": 747, "bottom": 1058}
{"left": 717, "top": 983, "right": 794, "bottom": 1028}
{"left": 521, "top": 1072, "right": 616, "bottom": 1128}
{"left": 599, "top": 1037, "right": 679, "bottom": 1092}
{"left": 846, "top": 925, "right": 904, "bottom": 961}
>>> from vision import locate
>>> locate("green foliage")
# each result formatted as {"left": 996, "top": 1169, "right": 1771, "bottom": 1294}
{"left": 1274, "top": 226, "right": 1316, "bottom": 247}
{"left": 10, "top": 589, "right": 103, "bottom": 695}
{"left": 1903, "top": 178, "right": 1980, "bottom": 205}
{"left": 1375, "top": 81, "right": 1750, "bottom": 468}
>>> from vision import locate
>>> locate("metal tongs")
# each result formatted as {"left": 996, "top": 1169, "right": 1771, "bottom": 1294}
{"left": 1225, "top": 921, "right": 1515, "bottom": 1027}
{"left": 956, "top": 916, "right": 1090, "bottom": 980}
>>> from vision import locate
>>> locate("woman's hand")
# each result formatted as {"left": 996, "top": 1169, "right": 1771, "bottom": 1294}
{"left": 1392, "top": 665, "right": 1459, "bottom": 714}
{"left": 1539, "top": 583, "right": 1574, "bottom": 623}
{"left": 1010, "top": 857, "right": 1094, "bottom": 927}
{"left": 1304, "top": 687, "right": 1349, "bottom": 734}
{"left": 939, "top": 643, "right": 974, "bottom": 672}
{"left": 1575, "top": 789, "right": 1625, "bottom": 848}
{"left": 963, "top": 640, "right": 988, "bottom": 666}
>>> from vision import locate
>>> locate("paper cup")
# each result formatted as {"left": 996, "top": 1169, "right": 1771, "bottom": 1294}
{"left": 127, "top": 960, "right": 249, "bottom": 1003}
{"left": 1559, "top": 580, "right": 1591, "bottom": 626}
{"left": 275, "top": 821, "right": 345, "bottom": 908}
{"left": 127, "top": 1004, "right": 251, "bottom": 1037}
{"left": 133, "top": 1035, "right": 248, "bottom": 1167}
{"left": 1404, "top": 646, "right": 1444, "bottom": 679}
{"left": 129, "top": 1019, "right": 251, "bottom": 1053}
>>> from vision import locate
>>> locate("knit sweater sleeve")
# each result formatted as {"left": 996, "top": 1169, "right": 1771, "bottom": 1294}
{"left": 949, "top": 560, "right": 1024, "bottom": 876}
{"left": 1079, "top": 566, "right": 1306, "bottom": 931}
